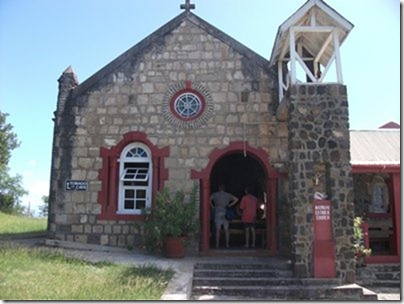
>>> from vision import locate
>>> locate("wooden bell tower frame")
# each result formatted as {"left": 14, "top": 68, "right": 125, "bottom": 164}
{"left": 270, "top": 0, "right": 354, "bottom": 102}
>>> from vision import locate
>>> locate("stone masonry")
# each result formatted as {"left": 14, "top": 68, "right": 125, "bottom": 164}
{"left": 286, "top": 84, "right": 355, "bottom": 283}
{"left": 48, "top": 13, "right": 288, "bottom": 248}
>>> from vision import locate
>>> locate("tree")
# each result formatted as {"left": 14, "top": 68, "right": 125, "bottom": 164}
{"left": 0, "top": 166, "right": 27, "bottom": 214}
{"left": 39, "top": 195, "right": 49, "bottom": 217}
{"left": 0, "top": 111, "right": 27, "bottom": 214}
{"left": 0, "top": 111, "right": 20, "bottom": 169}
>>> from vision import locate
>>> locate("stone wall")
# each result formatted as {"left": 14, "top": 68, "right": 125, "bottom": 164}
{"left": 49, "top": 18, "right": 288, "bottom": 248}
{"left": 286, "top": 84, "right": 355, "bottom": 283}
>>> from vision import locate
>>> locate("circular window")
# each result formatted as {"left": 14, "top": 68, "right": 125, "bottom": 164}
{"left": 163, "top": 81, "right": 214, "bottom": 129}
{"left": 174, "top": 92, "right": 202, "bottom": 119}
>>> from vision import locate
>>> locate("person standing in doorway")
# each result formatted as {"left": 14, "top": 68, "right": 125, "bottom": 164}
{"left": 210, "top": 184, "right": 238, "bottom": 248}
{"left": 240, "top": 186, "right": 258, "bottom": 248}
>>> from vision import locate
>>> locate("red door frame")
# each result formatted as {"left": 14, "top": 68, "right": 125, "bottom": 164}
{"left": 191, "top": 141, "right": 280, "bottom": 254}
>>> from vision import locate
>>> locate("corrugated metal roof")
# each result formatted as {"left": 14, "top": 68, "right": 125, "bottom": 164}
{"left": 350, "top": 130, "right": 400, "bottom": 166}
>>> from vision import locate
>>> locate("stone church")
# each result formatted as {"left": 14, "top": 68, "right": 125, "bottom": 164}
{"left": 49, "top": 0, "right": 360, "bottom": 282}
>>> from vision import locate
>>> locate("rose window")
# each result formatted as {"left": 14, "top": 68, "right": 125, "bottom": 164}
{"left": 174, "top": 93, "right": 202, "bottom": 118}
{"left": 163, "top": 81, "right": 214, "bottom": 129}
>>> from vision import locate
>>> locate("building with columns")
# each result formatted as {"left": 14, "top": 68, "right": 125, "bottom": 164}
{"left": 48, "top": 0, "right": 400, "bottom": 284}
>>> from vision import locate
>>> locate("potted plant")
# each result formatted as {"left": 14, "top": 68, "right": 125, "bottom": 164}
{"left": 140, "top": 187, "right": 198, "bottom": 258}
{"left": 353, "top": 216, "right": 372, "bottom": 267}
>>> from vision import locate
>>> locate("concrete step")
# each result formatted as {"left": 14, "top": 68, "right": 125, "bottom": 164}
{"left": 192, "top": 284, "right": 375, "bottom": 300}
{"left": 191, "top": 261, "right": 378, "bottom": 300}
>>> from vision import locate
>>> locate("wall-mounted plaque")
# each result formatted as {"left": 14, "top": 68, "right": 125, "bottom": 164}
{"left": 66, "top": 180, "right": 88, "bottom": 191}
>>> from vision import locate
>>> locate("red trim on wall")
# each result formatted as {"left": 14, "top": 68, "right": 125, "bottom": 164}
{"left": 97, "top": 131, "right": 169, "bottom": 221}
{"left": 352, "top": 164, "right": 400, "bottom": 173}
{"left": 185, "top": 80, "right": 192, "bottom": 89}
{"left": 191, "top": 141, "right": 279, "bottom": 254}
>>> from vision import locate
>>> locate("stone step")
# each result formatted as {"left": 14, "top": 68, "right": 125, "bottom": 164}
{"left": 193, "top": 268, "right": 293, "bottom": 278}
{"left": 356, "top": 264, "right": 400, "bottom": 279}
{"left": 194, "top": 261, "right": 292, "bottom": 271}
{"left": 191, "top": 261, "right": 377, "bottom": 300}
{"left": 191, "top": 284, "right": 376, "bottom": 300}
{"left": 193, "top": 277, "right": 341, "bottom": 287}
{"left": 357, "top": 279, "right": 401, "bottom": 289}
{"left": 359, "top": 264, "right": 400, "bottom": 272}
{"left": 356, "top": 263, "right": 401, "bottom": 290}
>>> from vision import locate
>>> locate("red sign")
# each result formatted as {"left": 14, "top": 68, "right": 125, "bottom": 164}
{"left": 313, "top": 200, "right": 332, "bottom": 241}
{"left": 313, "top": 200, "right": 336, "bottom": 278}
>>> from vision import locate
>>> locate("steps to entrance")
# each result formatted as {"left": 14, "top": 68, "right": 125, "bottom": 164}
{"left": 191, "top": 258, "right": 377, "bottom": 300}
{"left": 356, "top": 264, "right": 401, "bottom": 291}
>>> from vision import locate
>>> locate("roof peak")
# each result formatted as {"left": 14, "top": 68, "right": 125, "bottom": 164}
{"left": 63, "top": 65, "right": 75, "bottom": 74}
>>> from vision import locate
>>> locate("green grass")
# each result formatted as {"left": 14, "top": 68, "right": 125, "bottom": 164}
{"left": 0, "top": 212, "right": 47, "bottom": 235}
{"left": 0, "top": 244, "right": 174, "bottom": 300}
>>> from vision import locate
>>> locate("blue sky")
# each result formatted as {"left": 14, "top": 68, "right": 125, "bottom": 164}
{"left": 0, "top": 0, "right": 400, "bottom": 215}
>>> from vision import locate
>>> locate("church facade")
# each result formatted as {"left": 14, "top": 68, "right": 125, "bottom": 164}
{"left": 49, "top": 0, "right": 359, "bottom": 283}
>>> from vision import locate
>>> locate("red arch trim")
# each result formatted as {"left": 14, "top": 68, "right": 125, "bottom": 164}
{"left": 191, "top": 141, "right": 278, "bottom": 180}
{"left": 97, "top": 131, "right": 169, "bottom": 220}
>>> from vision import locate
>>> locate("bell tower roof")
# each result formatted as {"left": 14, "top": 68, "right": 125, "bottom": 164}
{"left": 270, "top": 0, "right": 354, "bottom": 103}
{"left": 270, "top": 0, "right": 353, "bottom": 66}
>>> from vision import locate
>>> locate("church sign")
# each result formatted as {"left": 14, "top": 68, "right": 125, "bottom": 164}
{"left": 65, "top": 180, "right": 88, "bottom": 191}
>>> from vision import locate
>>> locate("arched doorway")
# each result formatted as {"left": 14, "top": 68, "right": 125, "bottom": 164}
{"left": 210, "top": 153, "right": 268, "bottom": 249}
{"left": 191, "top": 141, "right": 279, "bottom": 255}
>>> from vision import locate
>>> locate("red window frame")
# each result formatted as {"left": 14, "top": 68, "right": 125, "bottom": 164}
{"left": 97, "top": 131, "right": 169, "bottom": 220}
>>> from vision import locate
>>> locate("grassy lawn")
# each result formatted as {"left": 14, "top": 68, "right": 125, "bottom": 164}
{"left": 0, "top": 212, "right": 47, "bottom": 235}
{"left": 0, "top": 244, "right": 174, "bottom": 300}
{"left": 0, "top": 212, "right": 174, "bottom": 300}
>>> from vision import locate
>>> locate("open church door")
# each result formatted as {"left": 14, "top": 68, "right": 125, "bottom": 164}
{"left": 209, "top": 153, "right": 269, "bottom": 250}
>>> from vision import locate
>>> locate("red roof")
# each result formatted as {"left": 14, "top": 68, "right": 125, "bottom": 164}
{"left": 379, "top": 121, "right": 400, "bottom": 129}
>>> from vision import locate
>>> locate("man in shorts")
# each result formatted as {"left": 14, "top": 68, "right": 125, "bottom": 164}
{"left": 210, "top": 184, "right": 238, "bottom": 248}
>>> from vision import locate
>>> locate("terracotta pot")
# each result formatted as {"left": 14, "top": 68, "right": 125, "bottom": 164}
{"left": 163, "top": 236, "right": 186, "bottom": 258}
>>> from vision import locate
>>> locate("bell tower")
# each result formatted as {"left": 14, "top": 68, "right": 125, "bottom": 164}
{"left": 270, "top": 0, "right": 353, "bottom": 102}
{"left": 271, "top": 0, "right": 356, "bottom": 283}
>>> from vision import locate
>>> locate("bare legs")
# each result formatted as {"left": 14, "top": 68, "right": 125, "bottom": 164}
{"left": 215, "top": 224, "right": 221, "bottom": 248}
{"left": 215, "top": 224, "right": 230, "bottom": 248}
{"left": 244, "top": 226, "right": 256, "bottom": 248}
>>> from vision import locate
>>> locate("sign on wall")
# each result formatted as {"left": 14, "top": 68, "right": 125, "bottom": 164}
{"left": 65, "top": 180, "right": 88, "bottom": 191}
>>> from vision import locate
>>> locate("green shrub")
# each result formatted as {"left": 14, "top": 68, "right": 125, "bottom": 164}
{"left": 138, "top": 187, "right": 198, "bottom": 253}
{"left": 353, "top": 216, "right": 372, "bottom": 257}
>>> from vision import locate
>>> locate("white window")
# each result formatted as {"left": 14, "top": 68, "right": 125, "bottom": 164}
{"left": 118, "top": 143, "right": 152, "bottom": 214}
{"left": 121, "top": 168, "right": 149, "bottom": 182}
